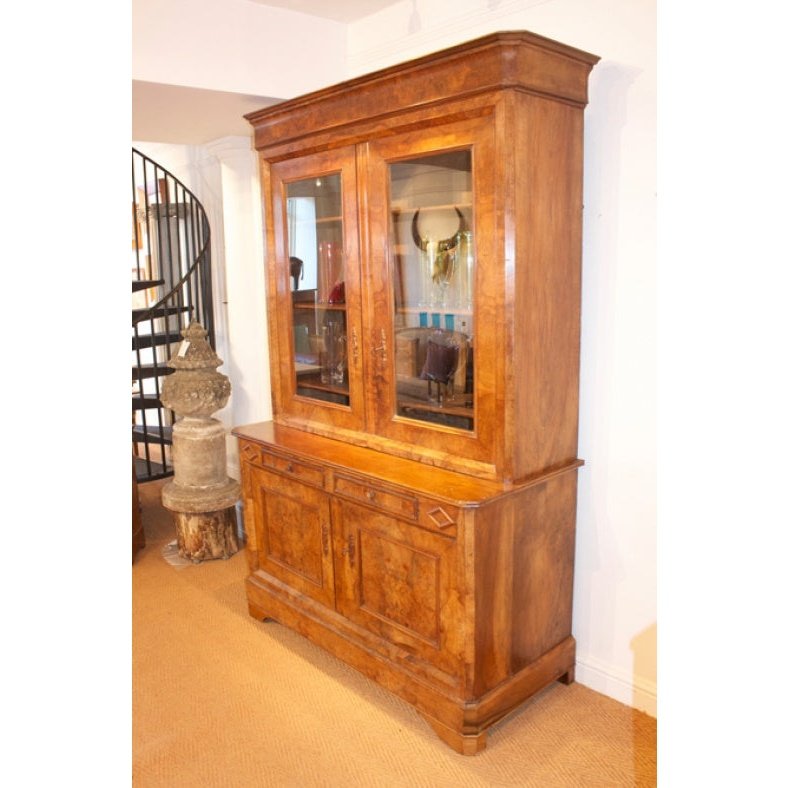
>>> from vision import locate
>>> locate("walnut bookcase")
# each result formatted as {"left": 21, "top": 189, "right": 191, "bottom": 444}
{"left": 234, "top": 31, "right": 599, "bottom": 754}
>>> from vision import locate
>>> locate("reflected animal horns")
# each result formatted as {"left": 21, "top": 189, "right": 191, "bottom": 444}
{"left": 411, "top": 207, "right": 466, "bottom": 252}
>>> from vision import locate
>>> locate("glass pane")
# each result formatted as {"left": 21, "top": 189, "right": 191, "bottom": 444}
{"left": 285, "top": 173, "right": 349, "bottom": 407}
{"left": 388, "top": 150, "right": 474, "bottom": 431}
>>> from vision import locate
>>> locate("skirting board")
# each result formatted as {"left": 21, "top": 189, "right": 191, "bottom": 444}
{"left": 576, "top": 654, "right": 656, "bottom": 717}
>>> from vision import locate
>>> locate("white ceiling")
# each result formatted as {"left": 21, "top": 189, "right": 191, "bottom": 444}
{"left": 133, "top": 1, "right": 404, "bottom": 145}
{"left": 246, "top": 0, "right": 401, "bottom": 23}
{"left": 131, "top": 0, "right": 406, "bottom": 145}
{"left": 132, "top": 81, "right": 277, "bottom": 145}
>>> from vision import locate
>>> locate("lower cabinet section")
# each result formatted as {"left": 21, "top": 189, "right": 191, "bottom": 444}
{"left": 235, "top": 423, "right": 580, "bottom": 754}
{"left": 333, "top": 500, "right": 464, "bottom": 682}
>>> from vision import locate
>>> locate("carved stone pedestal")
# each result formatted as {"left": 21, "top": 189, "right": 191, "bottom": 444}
{"left": 160, "top": 322, "right": 240, "bottom": 563}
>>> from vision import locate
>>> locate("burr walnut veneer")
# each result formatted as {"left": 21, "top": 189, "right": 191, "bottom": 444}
{"left": 234, "top": 31, "right": 599, "bottom": 754}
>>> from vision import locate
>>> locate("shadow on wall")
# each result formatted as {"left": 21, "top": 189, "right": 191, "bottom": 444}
{"left": 631, "top": 622, "right": 657, "bottom": 712}
{"left": 574, "top": 57, "right": 644, "bottom": 697}
{"left": 631, "top": 622, "right": 657, "bottom": 784}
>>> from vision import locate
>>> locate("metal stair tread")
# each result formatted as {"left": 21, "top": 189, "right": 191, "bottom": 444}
{"left": 134, "top": 455, "right": 170, "bottom": 482}
{"left": 132, "top": 329, "right": 183, "bottom": 351}
{"left": 132, "top": 393, "right": 164, "bottom": 410}
{"left": 132, "top": 278, "right": 165, "bottom": 292}
{"left": 133, "top": 363, "right": 175, "bottom": 381}
{"left": 132, "top": 425, "right": 173, "bottom": 445}
{"left": 132, "top": 304, "right": 192, "bottom": 321}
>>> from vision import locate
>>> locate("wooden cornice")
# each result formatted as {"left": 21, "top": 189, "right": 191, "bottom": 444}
{"left": 245, "top": 31, "right": 600, "bottom": 153}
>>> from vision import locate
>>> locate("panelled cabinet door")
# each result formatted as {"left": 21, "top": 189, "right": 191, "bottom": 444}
{"left": 332, "top": 499, "right": 464, "bottom": 681}
{"left": 364, "top": 117, "right": 500, "bottom": 470}
{"left": 249, "top": 465, "right": 335, "bottom": 609}
{"left": 267, "top": 146, "right": 366, "bottom": 433}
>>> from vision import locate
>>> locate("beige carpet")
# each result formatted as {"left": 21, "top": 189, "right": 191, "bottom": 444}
{"left": 133, "top": 479, "right": 656, "bottom": 786}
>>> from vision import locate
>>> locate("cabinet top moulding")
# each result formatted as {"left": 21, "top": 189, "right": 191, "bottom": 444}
{"left": 234, "top": 421, "right": 582, "bottom": 503}
{"left": 245, "top": 31, "right": 600, "bottom": 155}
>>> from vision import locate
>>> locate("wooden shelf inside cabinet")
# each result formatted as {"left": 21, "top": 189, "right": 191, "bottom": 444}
{"left": 398, "top": 397, "right": 474, "bottom": 431}
{"left": 397, "top": 394, "right": 473, "bottom": 420}
{"left": 295, "top": 372, "right": 349, "bottom": 397}
{"left": 391, "top": 202, "right": 473, "bottom": 215}
{"left": 292, "top": 302, "right": 347, "bottom": 311}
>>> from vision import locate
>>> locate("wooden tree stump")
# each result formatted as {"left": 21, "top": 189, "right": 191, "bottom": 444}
{"left": 172, "top": 507, "right": 239, "bottom": 563}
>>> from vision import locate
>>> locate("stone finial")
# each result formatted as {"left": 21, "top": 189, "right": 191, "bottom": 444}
{"left": 159, "top": 321, "right": 240, "bottom": 563}
{"left": 160, "top": 322, "right": 231, "bottom": 418}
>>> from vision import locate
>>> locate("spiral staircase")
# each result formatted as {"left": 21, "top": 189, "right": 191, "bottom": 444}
{"left": 132, "top": 148, "right": 215, "bottom": 483}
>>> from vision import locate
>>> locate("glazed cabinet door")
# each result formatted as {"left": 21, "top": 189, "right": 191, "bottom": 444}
{"left": 266, "top": 147, "right": 365, "bottom": 433}
{"left": 247, "top": 464, "right": 335, "bottom": 609}
{"left": 332, "top": 498, "right": 464, "bottom": 681}
{"left": 363, "top": 117, "right": 500, "bottom": 472}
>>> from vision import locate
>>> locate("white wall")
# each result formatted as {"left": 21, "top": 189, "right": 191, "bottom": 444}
{"left": 133, "top": 0, "right": 657, "bottom": 716}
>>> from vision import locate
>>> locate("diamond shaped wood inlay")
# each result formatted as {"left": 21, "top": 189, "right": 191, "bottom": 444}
{"left": 427, "top": 507, "right": 455, "bottom": 529}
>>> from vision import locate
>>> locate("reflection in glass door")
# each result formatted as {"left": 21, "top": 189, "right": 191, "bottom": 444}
{"left": 388, "top": 150, "right": 475, "bottom": 431}
{"left": 285, "top": 173, "right": 350, "bottom": 407}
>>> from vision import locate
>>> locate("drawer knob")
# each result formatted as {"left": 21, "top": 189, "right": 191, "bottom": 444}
{"left": 286, "top": 462, "right": 294, "bottom": 473}
{"left": 365, "top": 489, "right": 376, "bottom": 501}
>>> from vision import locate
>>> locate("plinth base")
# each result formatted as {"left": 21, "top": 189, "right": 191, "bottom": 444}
{"left": 170, "top": 506, "right": 239, "bottom": 563}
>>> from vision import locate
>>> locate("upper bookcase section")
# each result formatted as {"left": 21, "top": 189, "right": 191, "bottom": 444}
{"left": 245, "top": 31, "right": 600, "bottom": 157}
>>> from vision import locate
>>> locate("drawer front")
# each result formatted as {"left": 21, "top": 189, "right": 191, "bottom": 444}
{"left": 332, "top": 474, "right": 461, "bottom": 537}
{"left": 333, "top": 474, "right": 418, "bottom": 521}
{"left": 263, "top": 451, "right": 325, "bottom": 488}
{"left": 242, "top": 445, "right": 325, "bottom": 489}
{"left": 241, "top": 442, "right": 460, "bottom": 536}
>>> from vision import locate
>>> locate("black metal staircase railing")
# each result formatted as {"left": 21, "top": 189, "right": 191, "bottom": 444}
{"left": 132, "top": 147, "right": 215, "bottom": 483}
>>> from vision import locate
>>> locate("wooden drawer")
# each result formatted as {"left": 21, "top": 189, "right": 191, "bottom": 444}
{"left": 261, "top": 449, "right": 325, "bottom": 488}
{"left": 332, "top": 474, "right": 460, "bottom": 536}
{"left": 239, "top": 441, "right": 325, "bottom": 488}
{"left": 333, "top": 474, "right": 419, "bottom": 521}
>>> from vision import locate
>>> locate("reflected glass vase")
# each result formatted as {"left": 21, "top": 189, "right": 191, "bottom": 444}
{"left": 320, "top": 321, "right": 347, "bottom": 385}
{"left": 432, "top": 251, "right": 456, "bottom": 309}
